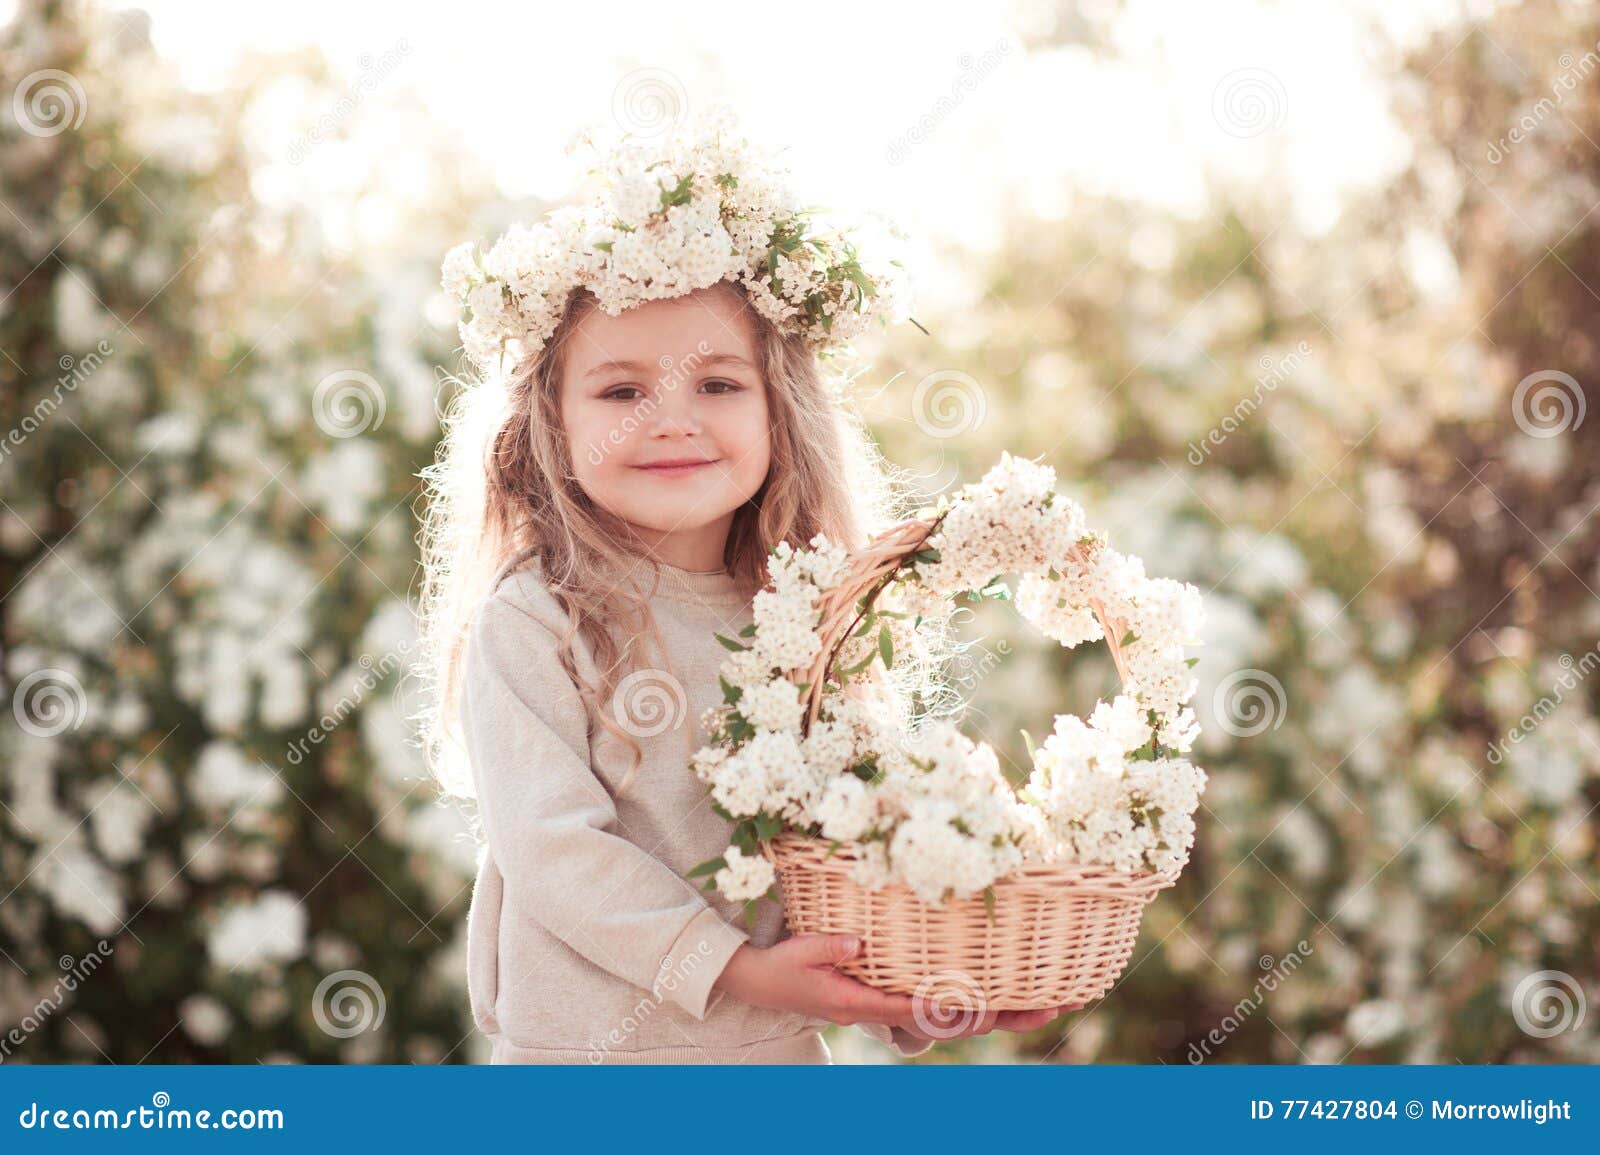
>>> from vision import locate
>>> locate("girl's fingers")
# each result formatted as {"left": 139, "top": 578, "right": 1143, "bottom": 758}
{"left": 823, "top": 974, "right": 920, "bottom": 1027}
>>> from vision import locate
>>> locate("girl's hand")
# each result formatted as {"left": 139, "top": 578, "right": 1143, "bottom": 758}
{"left": 713, "top": 934, "right": 925, "bottom": 1030}
{"left": 712, "top": 933, "right": 1087, "bottom": 1036}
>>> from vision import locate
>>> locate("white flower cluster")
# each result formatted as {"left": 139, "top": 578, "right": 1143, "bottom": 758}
{"left": 690, "top": 453, "right": 1209, "bottom": 908}
{"left": 440, "top": 105, "right": 912, "bottom": 374}
{"left": 712, "top": 844, "right": 776, "bottom": 903}
{"left": 911, "top": 451, "right": 1087, "bottom": 598}
{"left": 1024, "top": 698, "right": 1206, "bottom": 875}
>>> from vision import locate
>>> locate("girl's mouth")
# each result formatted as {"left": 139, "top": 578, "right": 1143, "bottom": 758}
{"left": 634, "top": 458, "right": 720, "bottom": 477}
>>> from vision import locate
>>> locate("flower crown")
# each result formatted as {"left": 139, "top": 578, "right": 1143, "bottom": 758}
{"left": 440, "top": 106, "right": 917, "bottom": 375}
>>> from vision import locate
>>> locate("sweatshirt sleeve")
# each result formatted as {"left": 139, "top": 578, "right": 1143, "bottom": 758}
{"left": 459, "top": 585, "right": 749, "bottom": 1021}
{"left": 855, "top": 1021, "right": 937, "bottom": 1058}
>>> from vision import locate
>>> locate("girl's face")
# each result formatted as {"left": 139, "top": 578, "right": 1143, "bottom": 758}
{"left": 560, "top": 287, "right": 772, "bottom": 570}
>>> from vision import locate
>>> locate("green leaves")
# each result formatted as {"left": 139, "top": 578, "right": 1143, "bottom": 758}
{"left": 962, "top": 577, "right": 1011, "bottom": 603}
{"left": 658, "top": 172, "right": 695, "bottom": 209}
{"left": 688, "top": 856, "right": 726, "bottom": 892}
{"left": 688, "top": 857, "right": 726, "bottom": 878}
{"left": 878, "top": 624, "right": 895, "bottom": 669}
{"left": 715, "top": 632, "right": 749, "bottom": 652}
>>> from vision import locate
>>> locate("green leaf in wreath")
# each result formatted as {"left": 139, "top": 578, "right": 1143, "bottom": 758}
{"left": 659, "top": 172, "right": 695, "bottom": 209}
{"left": 1120, "top": 629, "right": 1139, "bottom": 648}
{"left": 878, "top": 625, "right": 894, "bottom": 668}
{"left": 738, "top": 622, "right": 758, "bottom": 637}
{"left": 715, "top": 632, "right": 750, "bottom": 652}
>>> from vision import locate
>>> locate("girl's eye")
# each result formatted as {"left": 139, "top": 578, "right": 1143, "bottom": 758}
{"left": 600, "top": 379, "right": 741, "bottom": 401}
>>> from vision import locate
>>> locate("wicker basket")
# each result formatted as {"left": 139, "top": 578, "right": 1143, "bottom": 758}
{"left": 763, "top": 833, "right": 1177, "bottom": 1009}
{"left": 762, "top": 510, "right": 1183, "bottom": 1010}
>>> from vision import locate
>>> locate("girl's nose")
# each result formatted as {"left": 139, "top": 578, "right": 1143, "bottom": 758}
{"left": 646, "top": 396, "right": 703, "bottom": 437}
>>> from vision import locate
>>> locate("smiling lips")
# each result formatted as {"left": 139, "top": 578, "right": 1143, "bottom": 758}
{"left": 634, "top": 457, "right": 720, "bottom": 478}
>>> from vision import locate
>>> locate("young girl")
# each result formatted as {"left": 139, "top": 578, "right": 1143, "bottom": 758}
{"left": 418, "top": 113, "right": 1079, "bottom": 1063}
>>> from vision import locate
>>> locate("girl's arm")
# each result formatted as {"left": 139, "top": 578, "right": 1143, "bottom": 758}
{"left": 460, "top": 587, "right": 749, "bottom": 1021}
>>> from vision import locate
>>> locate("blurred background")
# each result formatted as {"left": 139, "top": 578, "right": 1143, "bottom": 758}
{"left": 2, "top": 0, "right": 1597, "bottom": 1064}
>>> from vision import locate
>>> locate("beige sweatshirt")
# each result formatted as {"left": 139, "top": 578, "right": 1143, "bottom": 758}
{"left": 460, "top": 552, "right": 934, "bottom": 1063}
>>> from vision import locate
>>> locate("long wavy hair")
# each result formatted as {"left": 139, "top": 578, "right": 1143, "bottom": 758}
{"left": 415, "top": 281, "right": 926, "bottom": 805}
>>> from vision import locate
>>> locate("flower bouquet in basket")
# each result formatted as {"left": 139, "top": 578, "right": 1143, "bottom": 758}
{"left": 688, "top": 452, "right": 1207, "bottom": 1010}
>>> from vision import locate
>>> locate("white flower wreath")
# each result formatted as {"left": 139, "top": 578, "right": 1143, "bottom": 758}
{"left": 440, "top": 104, "right": 917, "bottom": 375}
{"left": 689, "top": 452, "right": 1208, "bottom": 919}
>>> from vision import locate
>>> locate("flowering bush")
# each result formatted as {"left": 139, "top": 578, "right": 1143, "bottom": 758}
{"left": 689, "top": 452, "right": 1208, "bottom": 917}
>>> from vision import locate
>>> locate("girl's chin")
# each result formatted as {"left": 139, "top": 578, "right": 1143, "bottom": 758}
{"left": 613, "top": 499, "right": 741, "bottom": 533}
